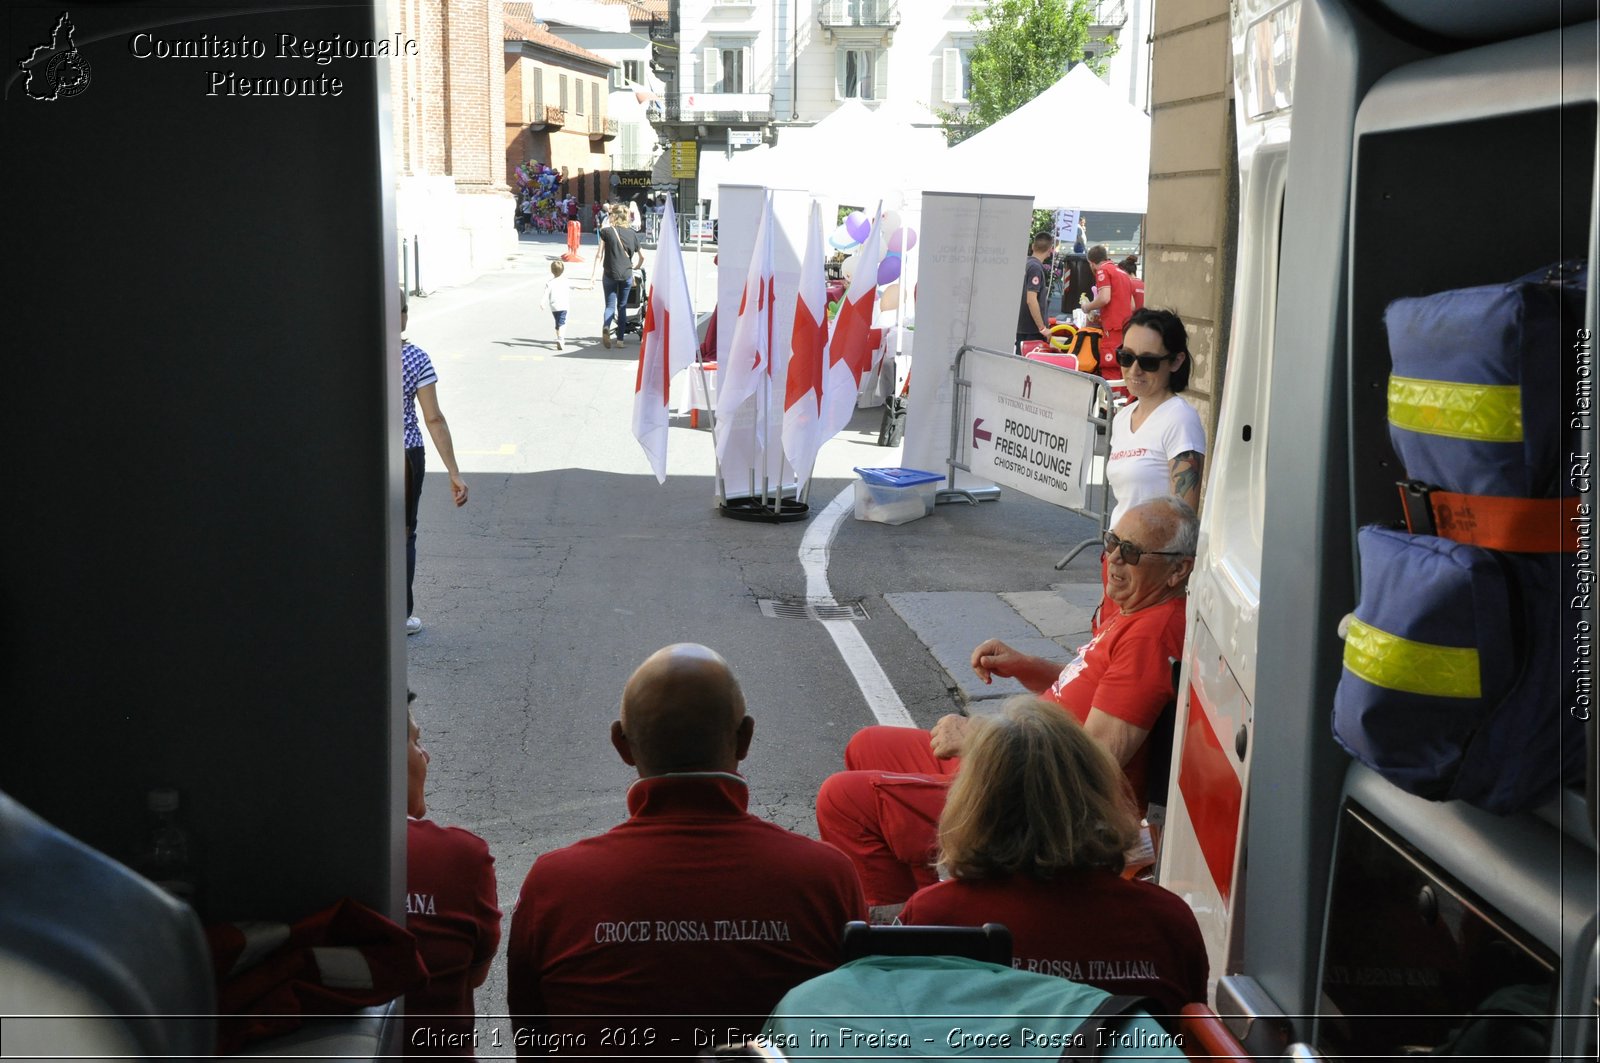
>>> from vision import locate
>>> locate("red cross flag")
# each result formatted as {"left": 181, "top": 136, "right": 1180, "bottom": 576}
{"left": 782, "top": 201, "right": 830, "bottom": 489}
{"left": 630, "top": 199, "right": 698, "bottom": 483}
{"left": 714, "top": 192, "right": 777, "bottom": 470}
{"left": 819, "top": 201, "right": 883, "bottom": 440}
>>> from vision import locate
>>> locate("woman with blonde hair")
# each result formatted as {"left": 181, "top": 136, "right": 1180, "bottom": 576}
{"left": 899, "top": 696, "right": 1207, "bottom": 1014}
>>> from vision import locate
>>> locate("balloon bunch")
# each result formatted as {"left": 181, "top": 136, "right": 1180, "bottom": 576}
{"left": 513, "top": 161, "right": 566, "bottom": 233}
{"left": 828, "top": 209, "right": 918, "bottom": 288}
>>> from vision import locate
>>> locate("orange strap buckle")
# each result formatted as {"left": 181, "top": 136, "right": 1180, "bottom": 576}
{"left": 1396, "top": 480, "right": 1582, "bottom": 553}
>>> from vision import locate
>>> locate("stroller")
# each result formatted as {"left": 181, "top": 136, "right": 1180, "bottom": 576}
{"left": 626, "top": 265, "right": 647, "bottom": 310}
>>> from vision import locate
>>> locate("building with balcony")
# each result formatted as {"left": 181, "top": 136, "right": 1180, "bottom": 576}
{"left": 524, "top": 1, "right": 671, "bottom": 203}
{"left": 657, "top": 0, "right": 1146, "bottom": 218}
{"left": 504, "top": 7, "right": 618, "bottom": 209}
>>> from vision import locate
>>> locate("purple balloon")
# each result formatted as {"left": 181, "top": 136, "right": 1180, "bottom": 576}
{"left": 888, "top": 227, "right": 917, "bottom": 253}
{"left": 876, "top": 252, "right": 902, "bottom": 286}
{"left": 845, "top": 210, "right": 872, "bottom": 242}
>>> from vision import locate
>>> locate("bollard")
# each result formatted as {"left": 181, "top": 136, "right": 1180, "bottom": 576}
{"left": 411, "top": 236, "right": 422, "bottom": 296}
{"left": 402, "top": 237, "right": 410, "bottom": 296}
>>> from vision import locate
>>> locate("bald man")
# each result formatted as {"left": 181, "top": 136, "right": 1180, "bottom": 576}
{"left": 505, "top": 645, "right": 865, "bottom": 1058}
{"left": 816, "top": 498, "right": 1196, "bottom": 910}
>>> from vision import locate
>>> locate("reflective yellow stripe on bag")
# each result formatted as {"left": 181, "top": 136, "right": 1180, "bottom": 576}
{"left": 1344, "top": 618, "right": 1482, "bottom": 699}
{"left": 1387, "top": 376, "right": 1523, "bottom": 443}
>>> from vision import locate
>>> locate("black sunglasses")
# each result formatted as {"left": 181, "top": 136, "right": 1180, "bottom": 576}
{"left": 1114, "top": 347, "right": 1176, "bottom": 372}
{"left": 1103, "top": 531, "right": 1191, "bottom": 567}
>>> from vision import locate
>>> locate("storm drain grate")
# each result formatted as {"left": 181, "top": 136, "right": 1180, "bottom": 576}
{"left": 758, "top": 598, "right": 869, "bottom": 622}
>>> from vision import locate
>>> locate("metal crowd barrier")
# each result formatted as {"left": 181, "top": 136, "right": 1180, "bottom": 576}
{"left": 941, "top": 343, "right": 1118, "bottom": 569}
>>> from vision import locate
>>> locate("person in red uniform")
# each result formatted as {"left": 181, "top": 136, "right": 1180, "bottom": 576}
{"left": 1083, "top": 246, "right": 1136, "bottom": 392}
{"left": 815, "top": 497, "right": 1195, "bottom": 910}
{"left": 405, "top": 692, "right": 503, "bottom": 1058}
{"left": 1120, "top": 255, "right": 1146, "bottom": 311}
{"left": 899, "top": 696, "right": 1207, "bottom": 1015}
{"left": 506, "top": 644, "right": 866, "bottom": 1057}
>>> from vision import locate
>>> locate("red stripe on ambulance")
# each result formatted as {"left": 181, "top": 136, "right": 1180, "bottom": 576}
{"left": 1176, "top": 682, "right": 1244, "bottom": 903}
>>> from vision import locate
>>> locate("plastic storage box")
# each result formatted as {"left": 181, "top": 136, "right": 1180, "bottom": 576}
{"left": 852, "top": 467, "right": 943, "bottom": 525}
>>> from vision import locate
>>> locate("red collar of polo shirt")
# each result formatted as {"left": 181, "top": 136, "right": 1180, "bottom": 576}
{"left": 624, "top": 772, "right": 750, "bottom": 818}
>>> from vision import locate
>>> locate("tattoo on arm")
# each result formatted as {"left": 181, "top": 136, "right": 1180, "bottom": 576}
{"left": 1171, "top": 451, "right": 1205, "bottom": 506}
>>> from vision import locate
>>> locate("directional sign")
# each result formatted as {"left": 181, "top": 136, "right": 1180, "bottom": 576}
{"left": 670, "top": 141, "right": 698, "bottom": 179}
{"left": 962, "top": 349, "right": 1102, "bottom": 510}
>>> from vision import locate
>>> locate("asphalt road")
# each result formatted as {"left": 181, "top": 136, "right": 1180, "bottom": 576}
{"left": 401, "top": 230, "right": 1101, "bottom": 1046}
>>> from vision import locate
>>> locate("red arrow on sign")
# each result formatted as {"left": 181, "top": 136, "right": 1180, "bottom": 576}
{"left": 973, "top": 418, "right": 992, "bottom": 448}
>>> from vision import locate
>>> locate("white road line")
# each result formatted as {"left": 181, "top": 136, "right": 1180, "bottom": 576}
{"left": 800, "top": 485, "right": 914, "bottom": 728}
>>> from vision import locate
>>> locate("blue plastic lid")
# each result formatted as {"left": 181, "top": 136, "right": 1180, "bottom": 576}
{"left": 853, "top": 467, "right": 944, "bottom": 487}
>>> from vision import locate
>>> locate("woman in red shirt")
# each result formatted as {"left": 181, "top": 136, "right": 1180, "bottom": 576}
{"left": 899, "top": 696, "right": 1207, "bottom": 1016}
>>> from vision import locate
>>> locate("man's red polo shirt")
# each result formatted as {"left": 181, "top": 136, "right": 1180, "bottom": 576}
{"left": 506, "top": 773, "right": 865, "bottom": 1057}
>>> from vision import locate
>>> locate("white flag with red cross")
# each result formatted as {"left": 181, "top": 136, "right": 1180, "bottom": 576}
{"left": 630, "top": 199, "right": 697, "bottom": 483}
{"left": 781, "top": 201, "right": 830, "bottom": 489}
{"left": 714, "top": 192, "right": 777, "bottom": 470}
{"left": 819, "top": 201, "right": 883, "bottom": 440}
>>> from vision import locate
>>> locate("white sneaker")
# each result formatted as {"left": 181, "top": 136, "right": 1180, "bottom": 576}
{"left": 601, "top": 329, "right": 613, "bottom": 349}
{"left": 555, "top": 335, "right": 565, "bottom": 351}
{"left": 405, "top": 615, "right": 422, "bottom": 636}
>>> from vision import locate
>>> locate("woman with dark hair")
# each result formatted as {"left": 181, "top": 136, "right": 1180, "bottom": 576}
{"left": 899, "top": 696, "right": 1207, "bottom": 1015}
{"left": 1106, "top": 307, "right": 1206, "bottom": 525}
{"left": 1120, "top": 255, "right": 1145, "bottom": 310}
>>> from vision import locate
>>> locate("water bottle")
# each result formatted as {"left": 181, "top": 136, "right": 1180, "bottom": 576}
{"left": 137, "top": 787, "right": 200, "bottom": 908}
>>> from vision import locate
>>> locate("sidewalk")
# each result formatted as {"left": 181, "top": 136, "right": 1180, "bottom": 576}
{"left": 886, "top": 580, "right": 1101, "bottom": 715}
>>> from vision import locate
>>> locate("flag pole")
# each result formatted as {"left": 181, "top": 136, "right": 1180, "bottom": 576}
{"left": 798, "top": 458, "right": 818, "bottom": 505}
{"left": 694, "top": 200, "right": 705, "bottom": 309}
{"left": 758, "top": 379, "right": 772, "bottom": 514}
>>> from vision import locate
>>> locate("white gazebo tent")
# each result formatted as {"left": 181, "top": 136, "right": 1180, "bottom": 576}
{"left": 933, "top": 64, "right": 1151, "bottom": 212}
{"left": 717, "top": 99, "right": 948, "bottom": 207}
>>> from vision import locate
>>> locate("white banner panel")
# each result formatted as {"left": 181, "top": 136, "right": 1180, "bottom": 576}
{"left": 961, "top": 350, "right": 1101, "bottom": 510}
{"left": 902, "top": 191, "right": 1035, "bottom": 483}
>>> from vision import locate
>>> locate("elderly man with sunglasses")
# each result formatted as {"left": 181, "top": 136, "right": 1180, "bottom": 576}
{"left": 815, "top": 497, "right": 1197, "bottom": 913}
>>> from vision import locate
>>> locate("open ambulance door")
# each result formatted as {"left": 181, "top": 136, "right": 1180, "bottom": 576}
{"left": 1158, "top": 0, "right": 1295, "bottom": 1009}
{"left": 1158, "top": 0, "right": 1598, "bottom": 1058}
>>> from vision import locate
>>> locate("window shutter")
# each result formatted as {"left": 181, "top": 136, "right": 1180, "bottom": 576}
{"left": 872, "top": 49, "right": 888, "bottom": 102}
{"left": 592, "top": 83, "right": 600, "bottom": 118}
{"left": 834, "top": 48, "right": 845, "bottom": 99}
{"left": 943, "top": 48, "right": 963, "bottom": 102}
{"left": 576, "top": 78, "right": 584, "bottom": 115}
{"left": 703, "top": 47, "right": 720, "bottom": 92}
{"left": 560, "top": 74, "right": 569, "bottom": 111}
{"left": 533, "top": 67, "right": 544, "bottom": 115}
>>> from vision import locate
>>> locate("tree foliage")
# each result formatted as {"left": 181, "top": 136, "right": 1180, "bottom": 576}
{"left": 940, "top": 0, "right": 1119, "bottom": 145}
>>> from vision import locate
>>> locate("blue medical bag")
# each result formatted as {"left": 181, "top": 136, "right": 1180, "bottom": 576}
{"left": 1333, "top": 262, "right": 1588, "bottom": 814}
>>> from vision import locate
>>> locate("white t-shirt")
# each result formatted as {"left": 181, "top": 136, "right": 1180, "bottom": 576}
{"left": 544, "top": 275, "right": 571, "bottom": 312}
{"left": 1105, "top": 394, "right": 1207, "bottom": 526}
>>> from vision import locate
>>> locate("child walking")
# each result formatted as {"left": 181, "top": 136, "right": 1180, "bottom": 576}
{"left": 544, "top": 259, "right": 571, "bottom": 350}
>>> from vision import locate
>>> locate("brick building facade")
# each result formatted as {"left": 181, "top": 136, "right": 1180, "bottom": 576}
{"left": 387, "top": 0, "right": 516, "bottom": 289}
{"left": 504, "top": 11, "right": 618, "bottom": 212}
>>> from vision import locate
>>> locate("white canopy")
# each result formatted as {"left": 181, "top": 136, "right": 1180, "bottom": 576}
{"left": 718, "top": 99, "right": 947, "bottom": 204}
{"left": 931, "top": 65, "right": 1151, "bottom": 213}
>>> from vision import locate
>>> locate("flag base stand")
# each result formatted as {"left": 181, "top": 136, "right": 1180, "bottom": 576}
{"left": 718, "top": 497, "right": 810, "bottom": 524}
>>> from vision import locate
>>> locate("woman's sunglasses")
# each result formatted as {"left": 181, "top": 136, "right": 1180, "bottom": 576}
{"left": 1114, "top": 348, "right": 1177, "bottom": 372}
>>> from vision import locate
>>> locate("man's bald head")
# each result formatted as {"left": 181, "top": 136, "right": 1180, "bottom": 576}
{"left": 612, "top": 644, "right": 753, "bottom": 777}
